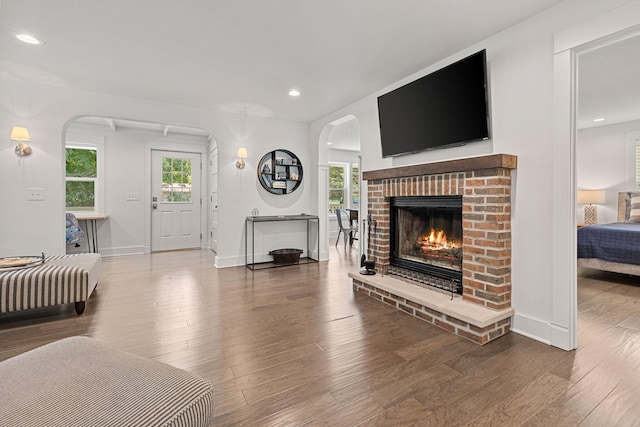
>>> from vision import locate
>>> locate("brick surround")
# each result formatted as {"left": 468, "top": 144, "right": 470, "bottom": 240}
{"left": 357, "top": 154, "right": 517, "bottom": 344}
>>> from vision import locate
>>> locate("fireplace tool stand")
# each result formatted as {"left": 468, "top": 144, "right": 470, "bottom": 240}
{"left": 360, "top": 213, "right": 376, "bottom": 275}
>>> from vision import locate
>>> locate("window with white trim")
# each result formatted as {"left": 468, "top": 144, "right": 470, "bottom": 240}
{"left": 329, "top": 162, "right": 359, "bottom": 214}
{"left": 65, "top": 137, "right": 105, "bottom": 215}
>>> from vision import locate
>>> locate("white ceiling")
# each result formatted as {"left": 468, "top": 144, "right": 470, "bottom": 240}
{"left": 578, "top": 34, "right": 640, "bottom": 130}
{"left": 0, "top": 0, "right": 568, "bottom": 124}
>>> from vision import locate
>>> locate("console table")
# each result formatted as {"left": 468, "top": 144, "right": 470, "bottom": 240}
{"left": 76, "top": 214, "right": 109, "bottom": 253}
{"left": 245, "top": 214, "right": 320, "bottom": 270}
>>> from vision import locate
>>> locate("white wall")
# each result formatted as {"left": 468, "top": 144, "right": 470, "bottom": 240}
{"left": 0, "top": 76, "right": 312, "bottom": 266}
{"left": 577, "top": 120, "right": 640, "bottom": 223}
{"left": 328, "top": 148, "right": 359, "bottom": 164}
{"left": 309, "top": 0, "right": 634, "bottom": 348}
{"left": 216, "top": 122, "right": 313, "bottom": 267}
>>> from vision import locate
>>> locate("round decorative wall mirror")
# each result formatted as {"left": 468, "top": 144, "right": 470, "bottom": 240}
{"left": 257, "top": 149, "right": 303, "bottom": 194}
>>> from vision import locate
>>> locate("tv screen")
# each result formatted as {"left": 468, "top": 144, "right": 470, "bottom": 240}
{"left": 377, "top": 49, "right": 490, "bottom": 158}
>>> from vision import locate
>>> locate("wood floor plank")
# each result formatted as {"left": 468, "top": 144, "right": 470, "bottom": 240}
{"left": 466, "top": 372, "right": 572, "bottom": 426}
{"left": 521, "top": 403, "right": 583, "bottom": 427}
{"left": 355, "top": 397, "right": 432, "bottom": 426}
{"left": 576, "top": 376, "right": 640, "bottom": 427}
{"left": 2, "top": 250, "right": 640, "bottom": 426}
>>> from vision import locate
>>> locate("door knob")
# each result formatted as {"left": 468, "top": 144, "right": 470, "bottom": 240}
{"left": 152, "top": 203, "right": 157, "bottom": 210}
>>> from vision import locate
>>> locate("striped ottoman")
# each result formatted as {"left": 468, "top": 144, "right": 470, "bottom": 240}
{"left": 0, "top": 336, "right": 214, "bottom": 427}
{"left": 0, "top": 254, "right": 100, "bottom": 315}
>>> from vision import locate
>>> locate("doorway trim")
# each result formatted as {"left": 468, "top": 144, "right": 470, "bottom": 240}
{"left": 552, "top": 1, "right": 640, "bottom": 350}
{"left": 209, "top": 138, "right": 219, "bottom": 255}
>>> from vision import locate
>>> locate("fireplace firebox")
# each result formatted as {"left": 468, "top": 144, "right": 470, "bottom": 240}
{"left": 390, "top": 196, "right": 463, "bottom": 294}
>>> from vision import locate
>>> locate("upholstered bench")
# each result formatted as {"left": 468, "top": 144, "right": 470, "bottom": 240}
{"left": 0, "top": 336, "right": 214, "bottom": 426}
{"left": 0, "top": 254, "right": 100, "bottom": 315}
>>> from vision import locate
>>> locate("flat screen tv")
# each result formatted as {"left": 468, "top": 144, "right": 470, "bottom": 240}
{"left": 377, "top": 49, "right": 490, "bottom": 158}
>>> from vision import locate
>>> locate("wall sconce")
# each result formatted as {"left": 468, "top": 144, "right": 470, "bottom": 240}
{"left": 236, "top": 147, "right": 247, "bottom": 169}
{"left": 577, "top": 189, "right": 605, "bottom": 225}
{"left": 11, "top": 126, "right": 32, "bottom": 157}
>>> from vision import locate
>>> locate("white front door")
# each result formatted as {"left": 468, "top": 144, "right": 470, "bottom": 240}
{"left": 210, "top": 144, "right": 219, "bottom": 253}
{"left": 151, "top": 150, "right": 202, "bottom": 251}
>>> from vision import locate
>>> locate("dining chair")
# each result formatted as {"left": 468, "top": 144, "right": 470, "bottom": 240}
{"left": 335, "top": 209, "right": 356, "bottom": 248}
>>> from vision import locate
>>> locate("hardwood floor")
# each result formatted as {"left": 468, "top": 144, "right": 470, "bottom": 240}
{"left": 2, "top": 248, "right": 640, "bottom": 426}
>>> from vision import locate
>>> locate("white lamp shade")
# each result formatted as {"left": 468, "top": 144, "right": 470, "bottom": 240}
{"left": 10, "top": 126, "right": 30, "bottom": 141}
{"left": 577, "top": 190, "right": 605, "bottom": 205}
{"left": 237, "top": 147, "right": 248, "bottom": 158}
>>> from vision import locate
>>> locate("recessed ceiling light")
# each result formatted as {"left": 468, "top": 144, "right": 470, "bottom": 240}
{"left": 327, "top": 142, "right": 333, "bottom": 145}
{"left": 288, "top": 89, "right": 301, "bottom": 97}
{"left": 16, "top": 34, "right": 42, "bottom": 45}
{"left": 593, "top": 118, "right": 605, "bottom": 122}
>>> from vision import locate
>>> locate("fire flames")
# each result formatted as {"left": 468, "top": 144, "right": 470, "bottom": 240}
{"left": 417, "top": 229, "right": 456, "bottom": 252}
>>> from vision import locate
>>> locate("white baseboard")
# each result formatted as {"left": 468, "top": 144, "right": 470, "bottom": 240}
{"left": 215, "top": 255, "right": 244, "bottom": 268}
{"left": 513, "top": 314, "right": 574, "bottom": 351}
{"left": 98, "top": 246, "right": 146, "bottom": 257}
{"left": 511, "top": 313, "right": 551, "bottom": 346}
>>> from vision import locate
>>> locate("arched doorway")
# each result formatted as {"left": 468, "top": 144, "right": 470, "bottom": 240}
{"left": 62, "top": 115, "right": 216, "bottom": 256}
{"left": 318, "top": 115, "right": 361, "bottom": 259}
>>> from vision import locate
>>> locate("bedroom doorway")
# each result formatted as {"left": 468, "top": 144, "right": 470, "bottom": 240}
{"left": 576, "top": 34, "right": 640, "bottom": 224}
{"left": 553, "top": 5, "right": 640, "bottom": 351}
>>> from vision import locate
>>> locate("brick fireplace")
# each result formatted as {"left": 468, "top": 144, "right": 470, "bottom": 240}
{"left": 349, "top": 154, "right": 517, "bottom": 344}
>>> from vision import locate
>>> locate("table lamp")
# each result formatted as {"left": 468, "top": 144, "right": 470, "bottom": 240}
{"left": 577, "top": 190, "right": 605, "bottom": 225}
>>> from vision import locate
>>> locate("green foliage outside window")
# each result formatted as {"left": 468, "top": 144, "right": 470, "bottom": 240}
{"left": 66, "top": 181, "right": 95, "bottom": 208}
{"left": 329, "top": 165, "right": 344, "bottom": 189}
{"left": 329, "top": 165, "right": 345, "bottom": 213}
{"left": 66, "top": 147, "right": 97, "bottom": 209}
{"left": 66, "top": 148, "right": 97, "bottom": 177}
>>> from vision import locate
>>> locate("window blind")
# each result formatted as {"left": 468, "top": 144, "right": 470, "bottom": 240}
{"left": 636, "top": 142, "right": 640, "bottom": 188}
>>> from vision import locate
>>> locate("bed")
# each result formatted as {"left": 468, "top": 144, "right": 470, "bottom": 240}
{"left": 577, "top": 192, "right": 640, "bottom": 275}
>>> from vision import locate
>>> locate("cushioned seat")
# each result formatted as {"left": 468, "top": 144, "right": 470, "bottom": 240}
{"left": 0, "top": 254, "right": 100, "bottom": 315}
{"left": 0, "top": 336, "right": 214, "bottom": 427}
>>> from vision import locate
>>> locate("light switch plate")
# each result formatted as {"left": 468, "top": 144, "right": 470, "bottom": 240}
{"left": 27, "top": 188, "right": 44, "bottom": 201}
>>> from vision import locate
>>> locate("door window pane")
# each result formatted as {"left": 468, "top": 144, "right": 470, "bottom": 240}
{"left": 162, "top": 157, "right": 193, "bottom": 202}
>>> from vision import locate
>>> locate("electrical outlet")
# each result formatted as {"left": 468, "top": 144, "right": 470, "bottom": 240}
{"left": 126, "top": 192, "right": 140, "bottom": 201}
{"left": 27, "top": 188, "right": 45, "bottom": 201}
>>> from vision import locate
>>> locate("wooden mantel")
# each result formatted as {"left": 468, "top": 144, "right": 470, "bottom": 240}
{"left": 362, "top": 153, "right": 517, "bottom": 181}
